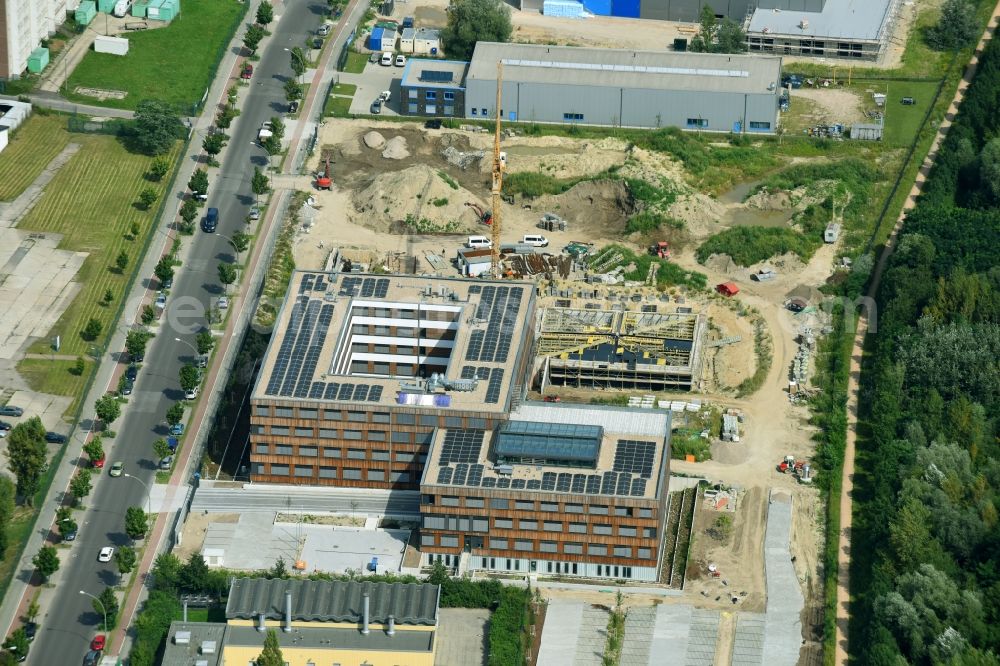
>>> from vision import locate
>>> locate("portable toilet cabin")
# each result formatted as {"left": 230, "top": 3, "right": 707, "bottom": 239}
{"left": 157, "top": 0, "right": 179, "bottom": 21}
{"left": 399, "top": 27, "right": 415, "bottom": 53}
{"left": 27, "top": 48, "right": 49, "bottom": 73}
{"left": 98, "top": 0, "right": 117, "bottom": 11}
{"left": 131, "top": 0, "right": 149, "bottom": 17}
{"left": 146, "top": 0, "right": 165, "bottom": 19}
{"left": 76, "top": 1, "right": 98, "bottom": 25}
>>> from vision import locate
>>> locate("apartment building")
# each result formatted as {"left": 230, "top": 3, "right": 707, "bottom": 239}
{"left": 419, "top": 402, "right": 671, "bottom": 582}
{"left": 0, "top": 0, "right": 75, "bottom": 79}
{"left": 249, "top": 271, "right": 537, "bottom": 490}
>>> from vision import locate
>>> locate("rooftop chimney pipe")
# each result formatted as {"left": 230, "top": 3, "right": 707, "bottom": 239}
{"left": 257, "top": 612, "right": 266, "bottom": 633}
{"left": 361, "top": 593, "right": 371, "bottom": 635}
{"left": 283, "top": 590, "right": 292, "bottom": 633}
{"left": 387, "top": 615, "right": 396, "bottom": 637}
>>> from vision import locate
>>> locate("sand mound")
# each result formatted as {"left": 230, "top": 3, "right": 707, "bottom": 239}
{"left": 382, "top": 136, "right": 409, "bottom": 160}
{"left": 363, "top": 131, "right": 386, "bottom": 149}
{"left": 745, "top": 188, "right": 792, "bottom": 211}
{"left": 534, "top": 179, "right": 635, "bottom": 236}
{"left": 351, "top": 164, "right": 488, "bottom": 231}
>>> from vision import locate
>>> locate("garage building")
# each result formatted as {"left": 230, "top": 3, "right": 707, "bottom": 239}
{"left": 464, "top": 42, "right": 782, "bottom": 132}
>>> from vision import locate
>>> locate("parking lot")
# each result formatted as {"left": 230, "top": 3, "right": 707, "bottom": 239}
{"left": 435, "top": 608, "right": 490, "bottom": 666}
{"left": 343, "top": 60, "right": 406, "bottom": 116}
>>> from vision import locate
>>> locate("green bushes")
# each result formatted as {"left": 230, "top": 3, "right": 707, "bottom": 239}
{"left": 487, "top": 587, "right": 531, "bottom": 666}
{"left": 624, "top": 211, "right": 683, "bottom": 234}
{"left": 502, "top": 171, "right": 582, "bottom": 197}
{"left": 696, "top": 226, "right": 820, "bottom": 266}
{"left": 623, "top": 177, "right": 676, "bottom": 207}
{"left": 600, "top": 243, "right": 707, "bottom": 290}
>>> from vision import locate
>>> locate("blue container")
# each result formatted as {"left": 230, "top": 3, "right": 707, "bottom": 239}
{"left": 611, "top": 0, "right": 640, "bottom": 17}
{"left": 368, "top": 27, "right": 384, "bottom": 51}
{"left": 582, "top": 0, "right": 611, "bottom": 14}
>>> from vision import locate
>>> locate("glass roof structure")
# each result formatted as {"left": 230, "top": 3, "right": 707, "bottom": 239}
{"left": 494, "top": 421, "right": 603, "bottom": 464}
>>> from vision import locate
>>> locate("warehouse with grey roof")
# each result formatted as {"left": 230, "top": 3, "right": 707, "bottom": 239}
{"left": 464, "top": 42, "right": 783, "bottom": 132}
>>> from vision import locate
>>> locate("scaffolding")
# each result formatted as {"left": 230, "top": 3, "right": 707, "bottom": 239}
{"left": 539, "top": 307, "right": 706, "bottom": 391}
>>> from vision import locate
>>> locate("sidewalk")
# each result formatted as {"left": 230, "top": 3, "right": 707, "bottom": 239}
{"left": 0, "top": 0, "right": 265, "bottom": 645}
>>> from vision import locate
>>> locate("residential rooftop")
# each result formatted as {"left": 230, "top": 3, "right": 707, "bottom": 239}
{"left": 253, "top": 272, "right": 534, "bottom": 414}
{"left": 467, "top": 42, "right": 782, "bottom": 94}
{"left": 421, "top": 402, "right": 672, "bottom": 500}
{"left": 748, "top": 0, "right": 894, "bottom": 41}
{"left": 400, "top": 58, "right": 469, "bottom": 89}
{"left": 161, "top": 622, "right": 227, "bottom": 666}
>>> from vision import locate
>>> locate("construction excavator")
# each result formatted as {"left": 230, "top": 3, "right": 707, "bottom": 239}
{"left": 315, "top": 154, "right": 332, "bottom": 190}
{"left": 464, "top": 202, "right": 492, "bottom": 225}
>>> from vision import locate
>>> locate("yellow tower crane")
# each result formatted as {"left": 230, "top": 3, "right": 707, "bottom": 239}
{"left": 490, "top": 61, "right": 505, "bottom": 279}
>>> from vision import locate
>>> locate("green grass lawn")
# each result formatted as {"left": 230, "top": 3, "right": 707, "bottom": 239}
{"left": 324, "top": 95, "right": 353, "bottom": 118}
{"left": 16, "top": 358, "right": 92, "bottom": 418}
{"left": 333, "top": 82, "right": 357, "bottom": 95}
{"left": 0, "top": 115, "right": 71, "bottom": 200}
{"left": 20, "top": 130, "right": 182, "bottom": 357}
{"left": 343, "top": 50, "right": 368, "bottom": 74}
{"left": 874, "top": 81, "right": 943, "bottom": 147}
{"left": 65, "top": 0, "right": 247, "bottom": 110}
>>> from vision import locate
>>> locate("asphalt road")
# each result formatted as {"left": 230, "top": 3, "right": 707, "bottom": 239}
{"left": 31, "top": 4, "right": 331, "bottom": 664}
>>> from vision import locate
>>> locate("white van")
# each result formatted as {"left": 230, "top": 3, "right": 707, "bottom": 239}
{"left": 466, "top": 235, "right": 492, "bottom": 249}
{"left": 522, "top": 234, "right": 549, "bottom": 247}
{"left": 380, "top": 52, "right": 394, "bottom": 66}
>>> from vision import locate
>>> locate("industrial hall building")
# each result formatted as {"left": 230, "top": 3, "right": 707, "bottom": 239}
{"left": 249, "top": 271, "right": 676, "bottom": 582}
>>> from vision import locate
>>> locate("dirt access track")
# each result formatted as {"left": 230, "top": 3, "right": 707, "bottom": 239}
{"left": 300, "top": 117, "right": 834, "bottom": 640}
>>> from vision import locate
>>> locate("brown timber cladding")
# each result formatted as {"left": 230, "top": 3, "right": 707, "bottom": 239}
{"left": 418, "top": 485, "right": 665, "bottom": 568}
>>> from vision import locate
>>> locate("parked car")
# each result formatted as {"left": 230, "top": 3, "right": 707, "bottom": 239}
{"left": 195, "top": 355, "right": 209, "bottom": 369}
{"left": 217, "top": 296, "right": 229, "bottom": 310}
{"left": 120, "top": 379, "right": 133, "bottom": 397}
{"left": 249, "top": 205, "right": 261, "bottom": 221}
{"left": 424, "top": 118, "right": 442, "bottom": 130}
{"left": 90, "top": 635, "right": 105, "bottom": 652}
{"left": 312, "top": 37, "right": 324, "bottom": 49}
{"left": 97, "top": 546, "right": 114, "bottom": 562}
{"left": 380, "top": 52, "right": 393, "bottom": 66}
{"left": 781, "top": 74, "right": 802, "bottom": 89}
{"left": 288, "top": 100, "right": 299, "bottom": 114}
{"left": 84, "top": 649, "right": 102, "bottom": 666}
{"left": 370, "top": 98, "right": 382, "bottom": 114}
{"left": 45, "top": 432, "right": 67, "bottom": 444}
{"left": 395, "top": 54, "right": 406, "bottom": 67}
{"left": 23, "top": 622, "right": 37, "bottom": 642}
{"left": 184, "top": 388, "right": 198, "bottom": 400}
{"left": 92, "top": 456, "right": 105, "bottom": 469}
{"left": 126, "top": 364, "right": 138, "bottom": 381}
{"left": 240, "top": 62, "right": 253, "bottom": 79}
{"left": 369, "top": 52, "right": 380, "bottom": 64}
{"left": 170, "top": 423, "right": 186, "bottom": 436}
{"left": 901, "top": 96, "right": 916, "bottom": 105}
{"left": 109, "top": 461, "right": 124, "bottom": 477}
{"left": 317, "top": 22, "right": 332, "bottom": 36}
{"left": 64, "top": 528, "right": 78, "bottom": 542}
{"left": 159, "top": 456, "right": 174, "bottom": 470}
{"left": 161, "top": 276, "right": 173, "bottom": 290}
{"left": 0, "top": 405, "right": 23, "bottom": 417}
{"left": 379, "top": 90, "right": 391, "bottom": 103}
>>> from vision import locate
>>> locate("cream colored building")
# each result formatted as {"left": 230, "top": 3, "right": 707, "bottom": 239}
{"left": 162, "top": 578, "right": 441, "bottom": 666}
{"left": 0, "top": 0, "right": 77, "bottom": 78}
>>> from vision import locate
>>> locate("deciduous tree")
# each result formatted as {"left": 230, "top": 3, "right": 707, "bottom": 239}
{"left": 0, "top": 478, "right": 14, "bottom": 556}
{"left": 82, "top": 317, "right": 103, "bottom": 341}
{"left": 256, "top": 1, "right": 274, "bottom": 27}
{"left": 95, "top": 394, "right": 121, "bottom": 429}
{"left": 32, "top": 546, "right": 59, "bottom": 581}
{"left": 218, "top": 263, "right": 237, "bottom": 289}
{"left": 138, "top": 187, "right": 159, "bottom": 210}
{"left": 116, "top": 546, "right": 137, "bottom": 576}
{"left": 125, "top": 506, "right": 149, "bottom": 540}
{"left": 188, "top": 169, "right": 209, "bottom": 196}
{"left": 131, "top": 100, "right": 183, "bottom": 156}
{"left": 83, "top": 438, "right": 104, "bottom": 465}
{"left": 153, "top": 438, "right": 172, "bottom": 461}
{"left": 927, "top": 0, "right": 978, "bottom": 51}
{"left": 196, "top": 331, "right": 215, "bottom": 355}
{"left": 441, "top": 0, "right": 512, "bottom": 60}
{"left": 179, "top": 365, "right": 200, "bottom": 392}
{"left": 244, "top": 24, "right": 265, "bottom": 54}
{"left": 96, "top": 587, "right": 119, "bottom": 630}
{"left": 6, "top": 418, "right": 47, "bottom": 505}
{"left": 69, "top": 470, "right": 92, "bottom": 505}
{"left": 166, "top": 403, "right": 184, "bottom": 427}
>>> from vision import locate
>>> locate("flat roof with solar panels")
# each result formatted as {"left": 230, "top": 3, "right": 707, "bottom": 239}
{"left": 421, "top": 402, "right": 671, "bottom": 500}
{"left": 252, "top": 271, "right": 535, "bottom": 414}
{"left": 400, "top": 59, "right": 469, "bottom": 90}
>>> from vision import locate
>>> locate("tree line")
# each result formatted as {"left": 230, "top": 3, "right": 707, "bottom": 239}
{"left": 849, "top": 30, "right": 1000, "bottom": 665}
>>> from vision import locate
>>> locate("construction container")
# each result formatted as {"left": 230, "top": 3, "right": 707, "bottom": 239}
{"left": 582, "top": 0, "right": 610, "bottom": 14}
{"left": 543, "top": 0, "right": 584, "bottom": 17}
{"left": 98, "top": 0, "right": 117, "bottom": 12}
{"left": 146, "top": 0, "right": 165, "bottom": 19}
{"left": 76, "top": 1, "right": 98, "bottom": 25}
{"left": 157, "top": 0, "right": 179, "bottom": 21}
{"left": 131, "top": 0, "right": 149, "bottom": 17}
{"left": 611, "top": 0, "right": 640, "bottom": 17}
{"left": 94, "top": 35, "right": 130, "bottom": 55}
{"left": 27, "top": 48, "right": 49, "bottom": 73}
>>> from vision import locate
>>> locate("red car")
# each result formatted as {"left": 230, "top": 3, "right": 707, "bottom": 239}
{"left": 241, "top": 63, "right": 253, "bottom": 79}
{"left": 91, "top": 635, "right": 106, "bottom": 651}
{"left": 91, "top": 456, "right": 105, "bottom": 469}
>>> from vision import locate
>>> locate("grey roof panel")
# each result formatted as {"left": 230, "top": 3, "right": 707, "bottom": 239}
{"left": 225, "top": 578, "right": 440, "bottom": 626}
{"left": 749, "top": 0, "right": 894, "bottom": 41}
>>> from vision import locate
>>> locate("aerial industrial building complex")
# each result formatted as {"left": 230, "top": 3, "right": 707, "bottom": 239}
{"left": 249, "top": 271, "right": 692, "bottom": 581}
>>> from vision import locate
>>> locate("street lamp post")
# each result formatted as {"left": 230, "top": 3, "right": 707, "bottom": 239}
{"left": 79, "top": 590, "right": 107, "bottom": 632}
{"left": 123, "top": 473, "right": 152, "bottom": 515}
{"left": 174, "top": 336, "right": 200, "bottom": 361}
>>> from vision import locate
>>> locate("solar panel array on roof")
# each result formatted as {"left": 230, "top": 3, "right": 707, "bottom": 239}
{"left": 437, "top": 466, "right": 453, "bottom": 484}
{"left": 440, "top": 429, "right": 486, "bottom": 464}
{"left": 420, "top": 69, "right": 454, "bottom": 83}
{"left": 496, "top": 477, "right": 511, "bottom": 488}
{"left": 460, "top": 366, "right": 492, "bottom": 380}
{"left": 484, "top": 368, "right": 504, "bottom": 404}
{"left": 482, "top": 477, "right": 496, "bottom": 488}
{"left": 541, "top": 472, "right": 556, "bottom": 491}
{"left": 511, "top": 478, "right": 526, "bottom": 489}
{"left": 613, "top": 440, "right": 657, "bottom": 478}
{"left": 527, "top": 479, "right": 541, "bottom": 490}
{"left": 453, "top": 463, "right": 469, "bottom": 485}
{"left": 467, "top": 464, "right": 483, "bottom": 486}
{"left": 467, "top": 286, "right": 523, "bottom": 364}
{"left": 556, "top": 473, "right": 571, "bottom": 492}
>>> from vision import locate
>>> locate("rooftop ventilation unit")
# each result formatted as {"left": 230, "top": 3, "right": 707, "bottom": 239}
{"left": 201, "top": 641, "right": 217, "bottom": 655}
{"left": 174, "top": 631, "right": 191, "bottom": 645}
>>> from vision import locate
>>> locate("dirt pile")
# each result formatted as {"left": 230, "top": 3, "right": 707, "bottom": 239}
{"left": 442, "top": 145, "right": 485, "bottom": 170}
{"left": 382, "top": 136, "right": 410, "bottom": 160}
{"left": 351, "top": 164, "right": 488, "bottom": 231}
{"left": 745, "top": 188, "right": 792, "bottom": 211}
{"left": 363, "top": 131, "right": 386, "bottom": 149}
{"left": 532, "top": 179, "right": 635, "bottom": 235}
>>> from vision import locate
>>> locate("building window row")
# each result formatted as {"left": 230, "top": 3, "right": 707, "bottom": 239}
{"left": 686, "top": 118, "right": 709, "bottom": 128}
{"left": 254, "top": 407, "right": 488, "bottom": 430}
{"left": 429, "top": 495, "right": 653, "bottom": 518}
{"left": 258, "top": 463, "right": 409, "bottom": 483}
{"left": 255, "top": 443, "right": 417, "bottom": 462}
{"left": 563, "top": 112, "right": 584, "bottom": 121}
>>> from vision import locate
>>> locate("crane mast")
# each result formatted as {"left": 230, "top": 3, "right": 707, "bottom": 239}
{"left": 490, "top": 61, "right": 504, "bottom": 279}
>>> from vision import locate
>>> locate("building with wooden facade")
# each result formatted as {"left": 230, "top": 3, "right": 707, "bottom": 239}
{"left": 249, "top": 271, "right": 536, "bottom": 490}
{"left": 419, "top": 402, "right": 671, "bottom": 582}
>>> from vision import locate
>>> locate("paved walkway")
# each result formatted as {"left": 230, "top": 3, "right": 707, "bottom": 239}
{"left": 832, "top": 6, "right": 1000, "bottom": 664}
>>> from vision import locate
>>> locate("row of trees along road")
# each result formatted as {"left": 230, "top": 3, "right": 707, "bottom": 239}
{"left": 849, "top": 23, "right": 1000, "bottom": 666}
